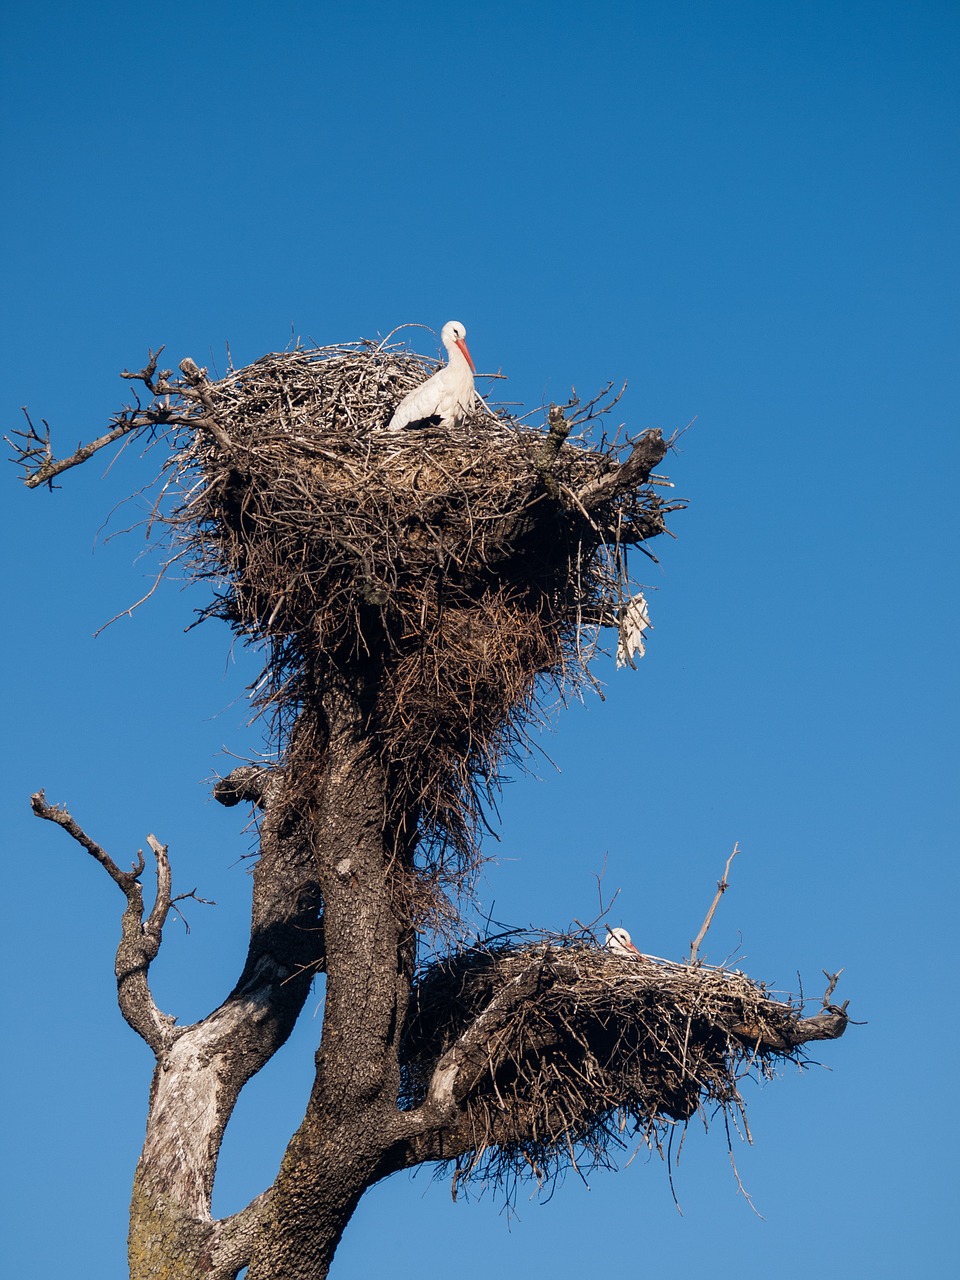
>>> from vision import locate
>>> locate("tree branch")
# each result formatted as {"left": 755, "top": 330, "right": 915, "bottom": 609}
{"left": 30, "top": 790, "right": 142, "bottom": 885}
{"left": 8, "top": 409, "right": 144, "bottom": 489}
{"left": 30, "top": 791, "right": 176, "bottom": 1052}
{"left": 9, "top": 348, "right": 235, "bottom": 492}
{"left": 690, "top": 842, "right": 740, "bottom": 964}
{"left": 144, "top": 833, "right": 174, "bottom": 941}
{"left": 419, "top": 951, "right": 577, "bottom": 1121}
{"left": 178, "top": 357, "right": 234, "bottom": 454}
{"left": 213, "top": 764, "right": 278, "bottom": 810}
{"left": 786, "top": 969, "right": 851, "bottom": 1043}
{"left": 126, "top": 765, "right": 327, "bottom": 1267}
{"left": 731, "top": 969, "right": 850, "bottom": 1050}
{"left": 821, "top": 967, "right": 845, "bottom": 1005}
{"left": 207, "top": 1191, "right": 275, "bottom": 1279}
{"left": 789, "top": 1004, "right": 850, "bottom": 1043}
{"left": 574, "top": 429, "right": 668, "bottom": 513}
{"left": 119, "top": 346, "right": 170, "bottom": 392}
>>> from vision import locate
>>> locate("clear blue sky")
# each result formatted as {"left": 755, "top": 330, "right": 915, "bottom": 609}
{"left": 2, "top": 1, "right": 957, "bottom": 1275}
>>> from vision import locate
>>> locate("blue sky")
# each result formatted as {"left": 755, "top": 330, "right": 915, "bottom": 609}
{"left": 2, "top": 1, "right": 957, "bottom": 1275}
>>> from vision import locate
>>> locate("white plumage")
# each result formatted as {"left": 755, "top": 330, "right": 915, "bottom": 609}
{"left": 616, "top": 591, "right": 652, "bottom": 668}
{"left": 606, "top": 927, "right": 644, "bottom": 960}
{"left": 387, "top": 320, "right": 476, "bottom": 431}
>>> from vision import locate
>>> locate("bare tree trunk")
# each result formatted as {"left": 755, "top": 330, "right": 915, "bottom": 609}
{"left": 211, "top": 691, "right": 404, "bottom": 1278}
{"left": 125, "top": 766, "right": 326, "bottom": 1278}
{"left": 116, "top": 684, "right": 422, "bottom": 1279}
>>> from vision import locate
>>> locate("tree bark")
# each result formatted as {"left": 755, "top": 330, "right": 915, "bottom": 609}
{"left": 245, "top": 695, "right": 416, "bottom": 1279}
{"left": 122, "top": 770, "right": 325, "bottom": 1279}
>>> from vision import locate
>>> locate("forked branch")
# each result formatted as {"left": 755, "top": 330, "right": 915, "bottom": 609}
{"left": 30, "top": 791, "right": 176, "bottom": 1052}
{"left": 8, "top": 409, "right": 144, "bottom": 490}
{"left": 732, "top": 969, "right": 850, "bottom": 1050}
{"left": 8, "top": 349, "right": 234, "bottom": 490}
{"left": 778, "top": 969, "right": 851, "bottom": 1045}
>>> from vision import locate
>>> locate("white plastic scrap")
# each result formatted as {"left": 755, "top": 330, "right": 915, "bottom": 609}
{"left": 616, "top": 592, "right": 652, "bottom": 668}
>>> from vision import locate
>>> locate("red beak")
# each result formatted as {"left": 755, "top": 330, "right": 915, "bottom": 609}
{"left": 456, "top": 337, "right": 476, "bottom": 373}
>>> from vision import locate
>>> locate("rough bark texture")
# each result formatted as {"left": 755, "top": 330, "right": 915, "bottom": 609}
{"left": 125, "top": 769, "right": 326, "bottom": 1279}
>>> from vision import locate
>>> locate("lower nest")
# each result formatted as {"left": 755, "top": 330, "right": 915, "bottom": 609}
{"left": 401, "top": 940, "right": 802, "bottom": 1183}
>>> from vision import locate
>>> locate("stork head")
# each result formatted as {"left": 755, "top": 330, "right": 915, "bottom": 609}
{"left": 441, "top": 320, "right": 476, "bottom": 372}
{"left": 606, "top": 926, "right": 643, "bottom": 959}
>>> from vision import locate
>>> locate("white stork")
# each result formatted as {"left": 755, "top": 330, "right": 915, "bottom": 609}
{"left": 606, "top": 927, "right": 644, "bottom": 960}
{"left": 387, "top": 320, "right": 476, "bottom": 431}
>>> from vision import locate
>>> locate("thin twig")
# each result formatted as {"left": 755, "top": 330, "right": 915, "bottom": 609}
{"left": 689, "top": 843, "right": 740, "bottom": 965}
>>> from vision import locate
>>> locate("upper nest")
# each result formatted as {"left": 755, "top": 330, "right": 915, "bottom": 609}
{"left": 401, "top": 938, "right": 817, "bottom": 1194}
{"left": 163, "top": 339, "right": 678, "bottom": 874}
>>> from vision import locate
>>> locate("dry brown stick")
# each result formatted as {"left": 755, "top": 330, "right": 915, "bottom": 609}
{"left": 821, "top": 968, "right": 845, "bottom": 1005}
{"left": 30, "top": 790, "right": 144, "bottom": 887}
{"left": 689, "top": 842, "right": 740, "bottom": 964}
{"left": 11, "top": 349, "right": 233, "bottom": 492}
{"left": 120, "top": 346, "right": 169, "bottom": 391}
{"left": 92, "top": 550, "right": 188, "bottom": 637}
{"left": 569, "top": 380, "right": 624, "bottom": 426}
{"left": 179, "top": 357, "right": 234, "bottom": 453}
{"left": 14, "top": 415, "right": 146, "bottom": 489}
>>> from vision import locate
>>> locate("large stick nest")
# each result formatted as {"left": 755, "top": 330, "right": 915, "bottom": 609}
{"left": 401, "top": 938, "right": 843, "bottom": 1195}
{"left": 161, "top": 338, "right": 680, "bottom": 886}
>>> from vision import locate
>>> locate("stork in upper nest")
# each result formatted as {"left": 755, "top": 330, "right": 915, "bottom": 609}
{"left": 606, "top": 926, "right": 645, "bottom": 960}
{"left": 387, "top": 320, "right": 476, "bottom": 431}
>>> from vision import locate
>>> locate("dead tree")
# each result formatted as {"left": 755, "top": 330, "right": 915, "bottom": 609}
{"left": 11, "top": 338, "right": 849, "bottom": 1280}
